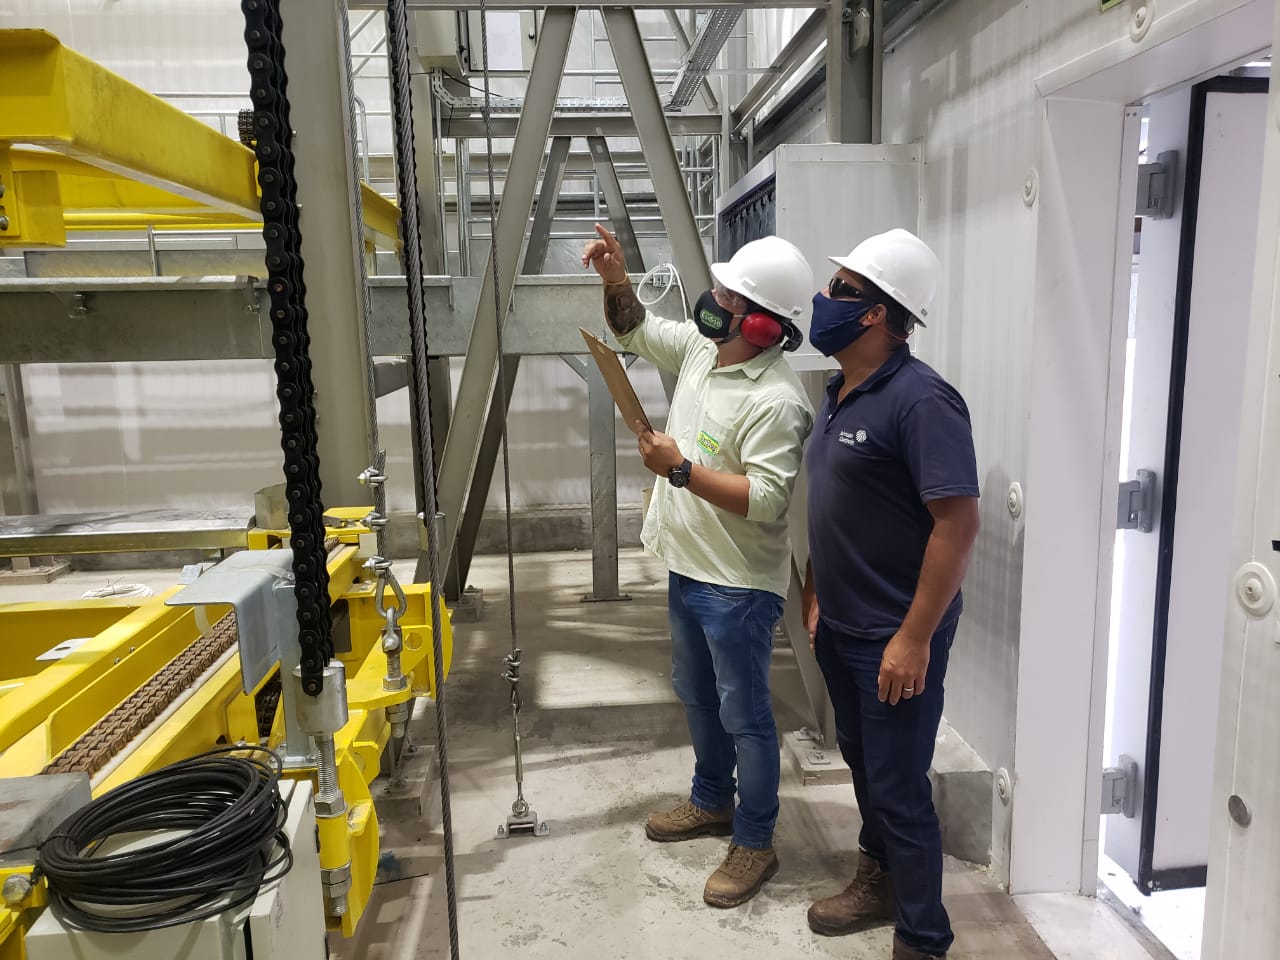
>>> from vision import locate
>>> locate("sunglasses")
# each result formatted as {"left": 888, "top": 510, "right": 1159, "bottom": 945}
{"left": 828, "top": 274, "right": 869, "bottom": 300}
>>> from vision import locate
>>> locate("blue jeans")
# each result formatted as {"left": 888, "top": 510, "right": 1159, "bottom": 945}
{"left": 815, "top": 619, "right": 956, "bottom": 957}
{"left": 668, "top": 572, "right": 784, "bottom": 850}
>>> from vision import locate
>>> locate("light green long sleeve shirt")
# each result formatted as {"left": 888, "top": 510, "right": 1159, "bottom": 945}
{"left": 617, "top": 312, "right": 814, "bottom": 599}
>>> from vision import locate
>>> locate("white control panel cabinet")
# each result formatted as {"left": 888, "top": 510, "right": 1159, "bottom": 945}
{"left": 716, "top": 143, "right": 923, "bottom": 371}
{"left": 26, "top": 780, "right": 326, "bottom": 960}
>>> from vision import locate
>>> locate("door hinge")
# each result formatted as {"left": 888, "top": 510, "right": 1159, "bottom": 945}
{"left": 1102, "top": 755, "right": 1139, "bottom": 818}
{"left": 1136, "top": 151, "right": 1179, "bottom": 220}
{"left": 1118, "top": 469, "right": 1157, "bottom": 532}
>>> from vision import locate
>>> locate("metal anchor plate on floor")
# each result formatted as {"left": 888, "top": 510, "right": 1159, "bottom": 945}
{"left": 497, "top": 809, "right": 550, "bottom": 838}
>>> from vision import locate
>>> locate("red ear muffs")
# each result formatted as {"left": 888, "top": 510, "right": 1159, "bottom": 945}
{"left": 740, "top": 311, "right": 783, "bottom": 348}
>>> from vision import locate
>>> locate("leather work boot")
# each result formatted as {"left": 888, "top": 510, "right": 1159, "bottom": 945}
{"left": 892, "top": 935, "right": 946, "bottom": 960}
{"left": 703, "top": 843, "right": 780, "bottom": 908}
{"left": 645, "top": 800, "right": 734, "bottom": 842}
{"left": 807, "top": 850, "right": 896, "bottom": 936}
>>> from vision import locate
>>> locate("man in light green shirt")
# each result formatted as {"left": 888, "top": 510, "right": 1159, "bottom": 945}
{"left": 582, "top": 224, "right": 815, "bottom": 908}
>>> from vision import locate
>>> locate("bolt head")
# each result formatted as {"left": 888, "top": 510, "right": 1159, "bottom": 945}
{"left": 0, "top": 215, "right": 10, "bottom": 231}
{"left": 3, "top": 875, "right": 32, "bottom": 906}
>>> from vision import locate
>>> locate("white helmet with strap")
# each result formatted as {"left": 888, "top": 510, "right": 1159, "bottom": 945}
{"left": 829, "top": 228, "right": 941, "bottom": 326}
{"left": 710, "top": 235, "right": 814, "bottom": 322}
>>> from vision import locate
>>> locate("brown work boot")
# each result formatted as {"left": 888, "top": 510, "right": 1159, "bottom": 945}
{"left": 893, "top": 935, "right": 946, "bottom": 960}
{"left": 703, "top": 843, "right": 779, "bottom": 908}
{"left": 807, "top": 851, "right": 896, "bottom": 936}
{"left": 644, "top": 800, "right": 734, "bottom": 842}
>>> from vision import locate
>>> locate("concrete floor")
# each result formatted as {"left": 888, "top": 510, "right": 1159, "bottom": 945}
{"left": 0, "top": 551, "right": 1156, "bottom": 959}
{"left": 333, "top": 550, "right": 1058, "bottom": 960}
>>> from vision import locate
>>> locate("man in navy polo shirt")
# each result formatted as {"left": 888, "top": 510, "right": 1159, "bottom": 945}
{"left": 801, "top": 229, "right": 980, "bottom": 960}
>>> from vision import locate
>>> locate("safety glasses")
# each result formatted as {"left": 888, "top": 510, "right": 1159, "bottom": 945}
{"left": 827, "top": 274, "right": 868, "bottom": 301}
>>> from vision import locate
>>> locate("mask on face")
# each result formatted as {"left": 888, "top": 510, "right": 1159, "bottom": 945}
{"left": 693, "top": 289, "right": 740, "bottom": 343}
{"left": 808, "top": 292, "right": 877, "bottom": 356}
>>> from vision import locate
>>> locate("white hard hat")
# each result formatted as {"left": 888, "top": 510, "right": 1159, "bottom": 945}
{"left": 710, "top": 235, "right": 814, "bottom": 322}
{"left": 829, "top": 228, "right": 941, "bottom": 325}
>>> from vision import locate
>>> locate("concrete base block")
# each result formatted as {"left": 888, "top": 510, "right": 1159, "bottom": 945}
{"left": 785, "top": 719, "right": 992, "bottom": 866}
{"left": 373, "top": 743, "right": 440, "bottom": 827}
{"left": 0, "top": 773, "right": 91, "bottom": 863}
{"left": 447, "top": 586, "right": 484, "bottom": 623}
{"left": 930, "top": 720, "right": 993, "bottom": 866}
{"left": 0, "top": 560, "right": 70, "bottom": 584}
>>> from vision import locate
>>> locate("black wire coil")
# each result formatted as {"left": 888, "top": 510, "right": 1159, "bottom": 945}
{"left": 35, "top": 747, "right": 293, "bottom": 934}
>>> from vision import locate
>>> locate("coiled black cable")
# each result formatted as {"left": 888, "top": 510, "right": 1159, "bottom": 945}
{"left": 35, "top": 747, "right": 293, "bottom": 933}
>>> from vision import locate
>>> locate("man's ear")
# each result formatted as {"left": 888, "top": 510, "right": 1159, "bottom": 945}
{"left": 866, "top": 303, "right": 888, "bottom": 326}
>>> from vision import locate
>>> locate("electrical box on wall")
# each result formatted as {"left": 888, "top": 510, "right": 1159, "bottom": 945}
{"left": 415, "top": 10, "right": 467, "bottom": 74}
{"left": 716, "top": 143, "right": 923, "bottom": 372}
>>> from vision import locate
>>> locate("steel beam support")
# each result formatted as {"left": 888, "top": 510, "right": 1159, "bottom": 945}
{"left": 432, "top": 6, "right": 576, "bottom": 577}
{"left": 603, "top": 8, "right": 711, "bottom": 292}
{"left": 437, "top": 134, "right": 574, "bottom": 595}
{"left": 0, "top": 36, "right": 399, "bottom": 249}
{"left": 0, "top": 276, "right": 695, "bottom": 362}
{"left": 826, "top": 0, "right": 882, "bottom": 144}
{"left": 279, "top": 0, "right": 377, "bottom": 508}
{"left": 410, "top": 66, "right": 447, "bottom": 273}
{"left": 563, "top": 356, "right": 628, "bottom": 603}
{"left": 730, "top": 9, "right": 826, "bottom": 136}
{"left": 523, "top": 137, "right": 574, "bottom": 276}
{"left": 354, "top": 0, "right": 822, "bottom": 8}
{"left": 0, "top": 365, "right": 37, "bottom": 517}
{"left": 586, "top": 137, "right": 645, "bottom": 272}
{"left": 440, "top": 114, "right": 723, "bottom": 139}
{"left": 663, "top": 11, "right": 720, "bottom": 112}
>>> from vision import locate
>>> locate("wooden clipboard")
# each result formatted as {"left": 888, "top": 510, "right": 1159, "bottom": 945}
{"left": 579, "top": 328, "right": 652, "bottom": 435}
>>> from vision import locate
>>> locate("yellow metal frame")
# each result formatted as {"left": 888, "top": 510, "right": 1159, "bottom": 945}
{"left": 0, "top": 30, "right": 399, "bottom": 249}
{"left": 0, "top": 518, "right": 453, "bottom": 946}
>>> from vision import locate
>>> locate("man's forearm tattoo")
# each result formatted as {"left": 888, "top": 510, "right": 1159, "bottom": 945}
{"left": 604, "top": 280, "right": 644, "bottom": 335}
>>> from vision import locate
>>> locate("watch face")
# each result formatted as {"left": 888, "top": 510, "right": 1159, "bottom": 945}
{"left": 669, "top": 460, "right": 691, "bottom": 488}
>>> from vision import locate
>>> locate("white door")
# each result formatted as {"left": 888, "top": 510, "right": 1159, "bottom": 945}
{"left": 1105, "top": 78, "right": 1269, "bottom": 893}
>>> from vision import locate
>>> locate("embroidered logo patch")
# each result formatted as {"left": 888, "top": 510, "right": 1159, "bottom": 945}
{"left": 838, "top": 429, "right": 868, "bottom": 447}
{"left": 696, "top": 430, "right": 721, "bottom": 456}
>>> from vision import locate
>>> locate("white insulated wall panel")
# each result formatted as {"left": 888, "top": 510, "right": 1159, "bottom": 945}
{"left": 878, "top": 0, "right": 1271, "bottom": 885}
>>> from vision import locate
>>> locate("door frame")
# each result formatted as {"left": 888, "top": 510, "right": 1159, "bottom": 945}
{"left": 1014, "top": 0, "right": 1274, "bottom": 896}
{"left": 1138, "top": 74, "right": 1270, "bottom": 894}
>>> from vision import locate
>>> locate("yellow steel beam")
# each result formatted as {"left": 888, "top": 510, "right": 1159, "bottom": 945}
{"left": 8, "top": 145, "right": 400, "bottom": 246}
{"left": 0, "top": 30, "right": 261, "bottom": 219}
{"left": 0, "top": 591, "right": 186, "bottom": 757}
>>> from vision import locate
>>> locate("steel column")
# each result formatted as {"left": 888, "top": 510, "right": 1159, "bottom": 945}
{"left": 279, "top": 0, "right": 376, "bottom": 507}
{"left": 563, "top": 356, "right": 629, "bottom": 602}
{"left": 439, "top": 135, "right": 572, "bottom": 595}
{"left": 433, "top": 7, "right": 577, "bottom": 575}
{"left": 0, "top": 365, "right": 37, "bottom": 516}
{"left": 411, "top": 66, "right": 447, "bottom": 273}
{"left": 603, "top": 7, "right": 712, "bottom": 294}
{"left": 826, "top": 0, "right": 882, "bottom": 144}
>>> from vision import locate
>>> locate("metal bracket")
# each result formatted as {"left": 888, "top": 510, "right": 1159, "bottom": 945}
{"left": 795, "top": 726, "right": 834, "bottom": 766}
{"left": 497, "top": 809, "right": 550, "bottom": 838}
{"left": 166, "top": 549, "right": 296, "bottom": 694}
{"left": 1102, "top": 755, "right": 1139, "bottom": 818}
{"left": 1118, "top": 469, "right": 1157, "bottom": 532}
{"left": 1136, "top": 150, "right": 1178, "bottom": 220}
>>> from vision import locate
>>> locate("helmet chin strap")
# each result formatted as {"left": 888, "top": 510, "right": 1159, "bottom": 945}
{"left": 716, "top": 315, "right": 745, "bottom": 345}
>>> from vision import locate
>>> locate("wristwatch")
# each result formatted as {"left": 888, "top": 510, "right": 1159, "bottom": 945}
{"left": 668, "top": 459, "right": 693, "bottom": 489}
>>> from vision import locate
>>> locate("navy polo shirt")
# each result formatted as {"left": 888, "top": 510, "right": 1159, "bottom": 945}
{"left": 806, "top": 345, "right": 979, "bottom": 640}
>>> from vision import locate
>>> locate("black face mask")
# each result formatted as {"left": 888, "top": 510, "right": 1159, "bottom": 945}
{"left": 693, "top": 289, "right": 740, "bottom": 343}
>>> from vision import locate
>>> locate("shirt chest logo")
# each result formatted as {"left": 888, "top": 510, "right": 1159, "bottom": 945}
{"left": 838, "top": 429, "right": 868, "bottom": 448}
{"left": 696, "top": 430, "right": 721, "bottom": 456}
